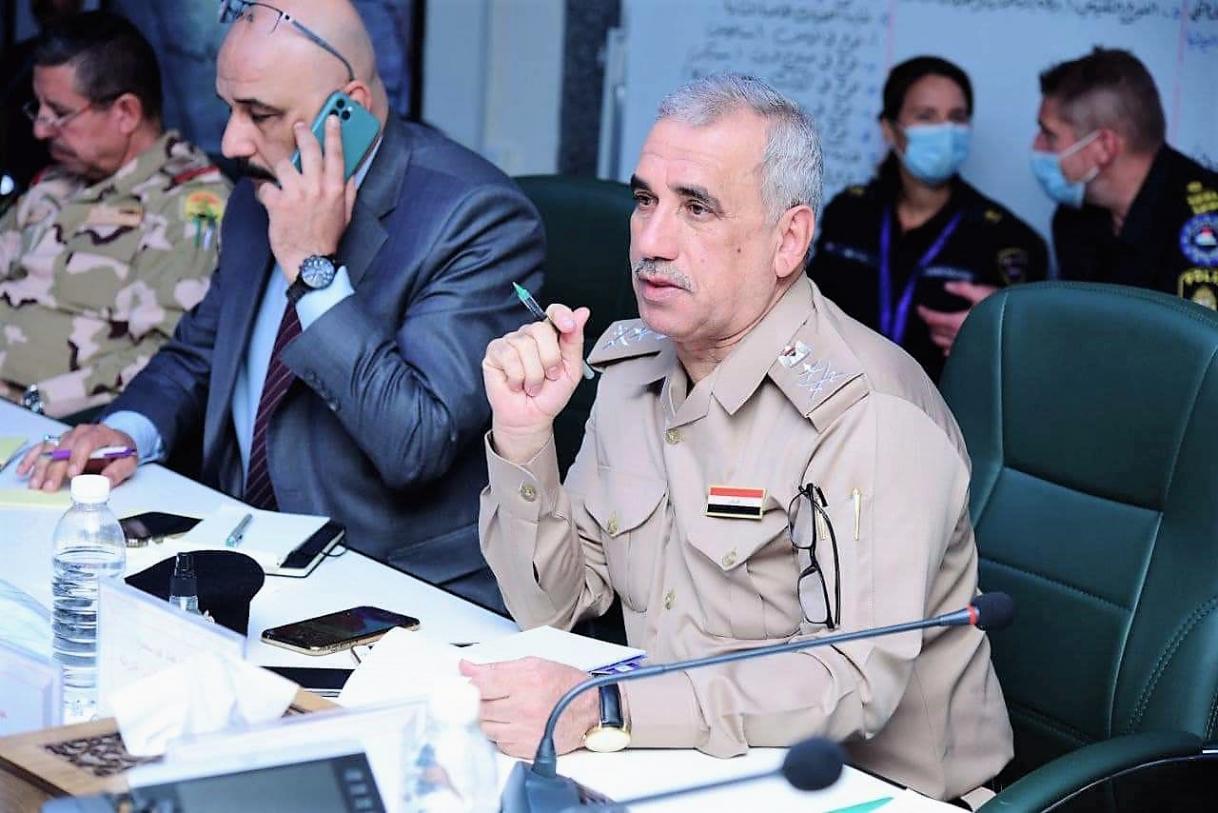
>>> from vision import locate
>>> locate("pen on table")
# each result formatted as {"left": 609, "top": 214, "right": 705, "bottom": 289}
{"left": 512, "top": 282, "right": 596, "bottom": 380}
{"left": 225, "top": 512, "right": 254, "bottom": 548}
{"left": 42, "top": 445, "right": 136, "bottom": 462}
{"left": 825, "top": 797, "right": 893, "bottom": 813}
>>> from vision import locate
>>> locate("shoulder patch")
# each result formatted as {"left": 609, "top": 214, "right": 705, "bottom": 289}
{"left": 182, "top": 190, "right": 226, "bottom": 223}
{"left": 847, "top": 184, "right": 865, "bottom": 197}
{"left": 1180, "top": 213, "right": 1218, "bottom": 268}
{"left": 587, "top": 319, "right": 669, "bottom": 365}
{"left": 984, "top": 208, "right": 1003, "bottom": 224}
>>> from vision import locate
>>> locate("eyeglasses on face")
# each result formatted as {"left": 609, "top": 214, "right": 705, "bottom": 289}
{"left": 22, "top": 99, "right": 97, "bottom": 131}
{"left": 218, "top": 0, "right": 356, "bottom": 82}
{"left": 788, "top": 483, "right": 841, "bottom": 629}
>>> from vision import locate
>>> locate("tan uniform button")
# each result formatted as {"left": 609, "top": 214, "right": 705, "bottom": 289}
{"left": 664, "top": 428, "right": 682, "bottom": 445}
{"left": 519, "top": 483, "right": 537, "bottom": 502}
{"left": 721, "top": 549, "right": 737, "bottom": 568}
{"left": 607, "top": 515, "right": 620, "bottom": 535}
{"left": 664, "top": 589, "right": 676, "bottom": 610}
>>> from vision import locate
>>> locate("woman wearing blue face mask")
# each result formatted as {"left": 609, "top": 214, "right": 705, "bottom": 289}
{"left": 810, "top": 56, "right": 1048, "bottom": 382}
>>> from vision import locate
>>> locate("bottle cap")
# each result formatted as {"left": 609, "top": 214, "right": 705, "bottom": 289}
{"left": 430, "top": 679, "right": 481, "bottom": 725}
{"left": 70, "top": 474, "right": 110, "bottom": 505}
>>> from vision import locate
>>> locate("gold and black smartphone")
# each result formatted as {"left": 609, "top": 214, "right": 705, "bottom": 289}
{"left": 260, "top": 605, "right": 420, "bottom": 656}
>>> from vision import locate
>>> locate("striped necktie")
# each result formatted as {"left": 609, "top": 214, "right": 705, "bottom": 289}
{"left": 244, "top": 300, "right": 302, "bottom": 510}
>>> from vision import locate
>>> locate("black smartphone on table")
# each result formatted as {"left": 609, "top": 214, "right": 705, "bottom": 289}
{"left": 261, "top": 605, "right": 420, "bottom": 656}
{"left": 119, "top": 511, "right": 201, "bottom": 547}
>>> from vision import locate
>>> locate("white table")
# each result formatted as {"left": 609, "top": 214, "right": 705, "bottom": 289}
{"left": 0, "top": 401, "right": 945, "bottom": 811}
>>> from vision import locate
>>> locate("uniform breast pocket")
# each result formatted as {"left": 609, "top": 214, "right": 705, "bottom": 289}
{"left": 55, "top": 215, "right": 147, "bottom": 314}
{"left": 583, "top": 468, "right": 668, "bottom": 613}
{"left": 686, "top": 510, "right": 798, "bottom": 641}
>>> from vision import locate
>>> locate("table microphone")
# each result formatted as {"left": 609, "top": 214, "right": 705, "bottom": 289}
{"left": 500, "top": 591, "right": 1014, "bottom": 813}
{"left": 565, "top": 735, "right": 845, "bottom": 812}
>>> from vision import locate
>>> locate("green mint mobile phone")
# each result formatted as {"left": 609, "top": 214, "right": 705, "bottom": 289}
{"left": 291, "top": 90, "right": 380, "bottom": 180}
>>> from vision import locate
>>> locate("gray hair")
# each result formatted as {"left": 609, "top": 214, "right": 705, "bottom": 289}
{"left": 657, "top": 73, "right": 824, "bottom": 222}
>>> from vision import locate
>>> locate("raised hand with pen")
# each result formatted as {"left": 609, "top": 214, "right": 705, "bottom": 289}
{"left": 17, "top": 424, "right": 139, "bottom": 492}
{"left": 481, "top": 293, "right": 591, "bottom": 466}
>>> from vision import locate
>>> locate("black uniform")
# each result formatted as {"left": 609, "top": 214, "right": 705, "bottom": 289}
{"left": 810, "top": 168, "right": 1049, "bottom": 382}
{"left": 1054, "top": 146, "right": 1218, "bottom": 309}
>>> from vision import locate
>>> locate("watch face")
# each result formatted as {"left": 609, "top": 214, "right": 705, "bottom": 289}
{"left": 300, "top": 255, "right": 337, "bottom": 289}
{"left": 583, "top": 725, "right": 631, "bottom": 753}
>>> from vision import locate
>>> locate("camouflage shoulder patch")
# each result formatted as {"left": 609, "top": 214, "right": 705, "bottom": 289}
{"left": 587, "top": 319, "right": 669, "bottom": 365}
{"left": 182, "top": 190, "right": 226, "bottom": 223}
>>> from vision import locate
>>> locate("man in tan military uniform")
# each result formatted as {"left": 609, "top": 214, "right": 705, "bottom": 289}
{"left": 470, "top": 73, "right": 1012, "bottom": 802}
{"left": 0, "top": 11, "right": 228, "bottom": 418}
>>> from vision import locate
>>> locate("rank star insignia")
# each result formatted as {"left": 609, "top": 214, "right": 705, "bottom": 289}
{"left": 603, "top": 322, "right": 666, "bottom": 349}
{"left": 797, "top": 359, "right": 850, "bottom": 397}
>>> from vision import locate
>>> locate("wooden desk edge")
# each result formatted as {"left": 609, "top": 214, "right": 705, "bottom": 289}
{"left": 0, "top": 689, "right": 335, "bottom": 805}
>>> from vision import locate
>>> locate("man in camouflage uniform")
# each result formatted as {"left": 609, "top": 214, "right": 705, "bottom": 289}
{"left": 0, "top": 11, "right": 228, "bottom": 418}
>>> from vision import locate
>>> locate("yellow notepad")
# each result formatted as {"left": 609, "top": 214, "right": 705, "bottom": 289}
{"left": 0, "top": 436, "right": 26, "bottom": 468}
{"left": 0, "top": 489, "right": 71, "bottom": 510}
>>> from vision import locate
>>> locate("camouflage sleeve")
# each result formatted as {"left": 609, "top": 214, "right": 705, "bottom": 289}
{"left": 0, "top": 201, "right": 19, "bottom": 279}
{"left": 36, "top": 180, "right": 228, "bottom": 417}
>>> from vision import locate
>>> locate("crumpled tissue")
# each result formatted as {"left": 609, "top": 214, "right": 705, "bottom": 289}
{"left": 111, "top": 651, "right": 297, "bottom": 756}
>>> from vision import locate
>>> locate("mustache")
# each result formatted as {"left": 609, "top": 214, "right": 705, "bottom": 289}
{"left": 633, "top": 259, "right": 693, "bottom": 292}
{"left": 235, "top": 158, "right": 278, "bottom": 183}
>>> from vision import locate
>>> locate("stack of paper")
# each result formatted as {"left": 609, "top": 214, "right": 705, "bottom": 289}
{"left": 338, "top": 626, "right": 645, "bottom": 708}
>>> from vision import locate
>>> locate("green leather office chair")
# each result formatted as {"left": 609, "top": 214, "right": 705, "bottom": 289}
{"left": 514, "top": 175, "right": 638, "bottom": 477}
{"left": 940, "top": 282, "right": 1218, "bottom": 811}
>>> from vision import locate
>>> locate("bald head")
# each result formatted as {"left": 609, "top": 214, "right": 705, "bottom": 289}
{"left": 219, "top": 0, "right": 386, "bottom": 121}
{"left": 216, "top": 0, "right": 388, "bottom": 183}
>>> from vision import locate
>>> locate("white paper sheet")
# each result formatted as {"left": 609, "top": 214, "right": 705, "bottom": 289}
{"left": 97, "top": 579, "right": 245, "bottom": 716}
{"left": 338, "top": 626, "right": 646, "bottom": 708}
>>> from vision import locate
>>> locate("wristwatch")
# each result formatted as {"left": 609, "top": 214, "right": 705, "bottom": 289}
{"left": 582, "top": 684, "right": 630, "bottom": 752}
{"left": 286, "top": 253, "right": 339, "bottom": 304}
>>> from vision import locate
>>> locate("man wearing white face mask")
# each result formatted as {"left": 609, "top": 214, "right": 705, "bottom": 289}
{"left": 1035, "top": 48, "right": 1218, "bottom": 307}
{"left": 812, "top": 56, "right": 1047, "bottom": 381}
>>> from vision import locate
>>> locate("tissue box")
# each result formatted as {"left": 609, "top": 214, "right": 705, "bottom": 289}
{"left": 0, "top": 689, "right": 332, "bottom": 808}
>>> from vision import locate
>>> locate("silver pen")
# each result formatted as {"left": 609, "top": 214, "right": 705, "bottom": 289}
{"left": 225, "top": 512, "right": 254, "bottom": 548}
{"left": 512, "top": 282, "right": 596, "bottom": 379}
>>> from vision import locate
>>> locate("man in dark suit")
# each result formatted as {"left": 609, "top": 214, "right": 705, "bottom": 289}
{"left": 20, "top": 0, "right": 543, "bottom": 611}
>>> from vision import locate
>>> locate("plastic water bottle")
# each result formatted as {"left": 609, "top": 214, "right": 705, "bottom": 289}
{"left": 51, "top": 475, "right": 127, "bottom": 723}
{"left": 403, "top": 680, "right": 499, "bottom": 813}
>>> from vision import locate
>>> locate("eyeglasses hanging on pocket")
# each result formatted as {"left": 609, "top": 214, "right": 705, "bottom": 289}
{"left": 787, "top": 483, "right": 841, "bottom": 629}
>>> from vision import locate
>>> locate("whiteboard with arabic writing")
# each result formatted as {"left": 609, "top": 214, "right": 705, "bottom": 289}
{"left": 613, "top": 0, "right": 1218, "bottom": 242}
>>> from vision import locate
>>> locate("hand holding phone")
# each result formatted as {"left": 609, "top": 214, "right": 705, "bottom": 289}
{"left": 291, "top": 91, "right": 380, "bottom": 180}
{"left": 258, "top": 91, "right": 379, "bottom": 283}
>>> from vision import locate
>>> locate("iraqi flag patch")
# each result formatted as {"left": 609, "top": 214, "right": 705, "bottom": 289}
{"left": 705, "top": 486, "right": 766, "bottom": 520}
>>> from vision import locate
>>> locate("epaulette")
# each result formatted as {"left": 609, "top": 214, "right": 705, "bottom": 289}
{"left": 767, "top": 322, "right": 867, "bottom": 430}
{"left": 172, "top": 165, "right": 222, "bottom": 186}
{"left": 586, "top": 318, "right": 670, "bottom": 366}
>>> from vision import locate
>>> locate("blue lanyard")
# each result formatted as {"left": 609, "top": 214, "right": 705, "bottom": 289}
{"left": 877, "top": 207, "right": 964, "bottom": 343}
